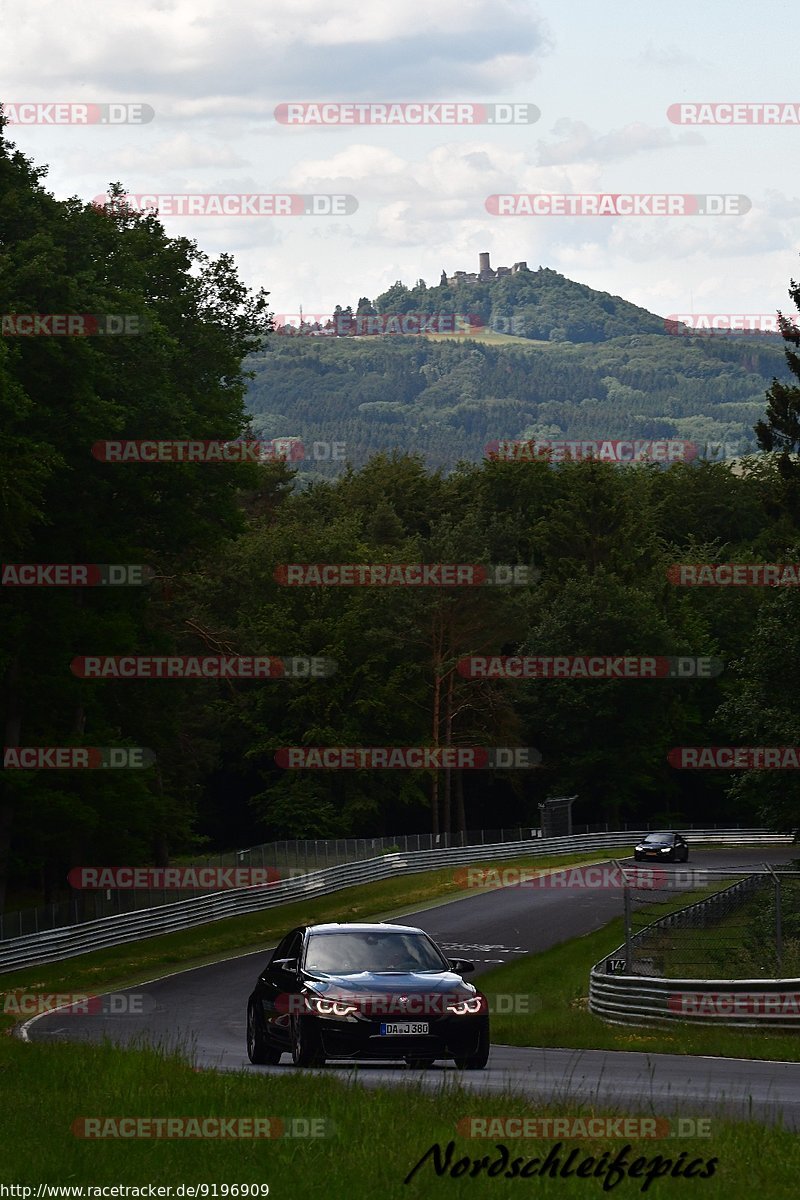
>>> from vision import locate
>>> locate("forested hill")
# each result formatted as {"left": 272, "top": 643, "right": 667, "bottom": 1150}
{"left": 245, "top": 265, "right": 788, "bottom": 476}
{"left": 354, "top": 266, "right": 671, "bottom": 343}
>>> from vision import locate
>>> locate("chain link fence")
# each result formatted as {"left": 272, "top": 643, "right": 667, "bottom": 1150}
{"left": 622, "top": 867, "right": 800, "bottom": 979}
{"left": 1, "top": 822, "right": 791, "bottom": 942}
{"left": 1, "top": 822, "right": 617, "bottom": 939}
{"left": 0, "top": 825, "right": 539, "bottom": 939}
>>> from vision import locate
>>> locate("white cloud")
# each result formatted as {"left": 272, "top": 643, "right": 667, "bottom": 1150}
{"left": 636, "top": 41, "right": 707, "bottom": 70}
{"left": 1, "top": 0, "right": 796, "bottom": 320}
{"left": 0, "top": 0, "right": 551, "bottom": 98}
{"left": 107, "top": 134, "right": 249, "bottom": 172}
{"left": 537, "top": 119, "right": 705, "bottom": 166}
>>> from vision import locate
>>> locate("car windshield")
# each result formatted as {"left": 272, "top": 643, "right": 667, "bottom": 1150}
{"left": 303, "top": 931, "right": 449, "bottom": 974}
{"left": 643, "top": 834, "right": 673, "bottom": 844}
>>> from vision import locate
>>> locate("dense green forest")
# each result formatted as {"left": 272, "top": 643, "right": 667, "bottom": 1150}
{"left": 246, "top": 270, "right": 789, "bottom": 477}
{"left": 3, "top": 117, "right": 800, "bottom": 913}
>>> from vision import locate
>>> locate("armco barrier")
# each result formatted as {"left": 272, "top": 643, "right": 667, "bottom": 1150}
{"left": 590, "top": 869, "right": 800, "bottom": 1029}
{"left": 589, "top": 972, "right": 800, "bottom": 1030}
{"left": 0, "top": 829, "right": 793, "bottom": 974}
{"left": 2, "top": 825, "right": 792, "bottom": 940}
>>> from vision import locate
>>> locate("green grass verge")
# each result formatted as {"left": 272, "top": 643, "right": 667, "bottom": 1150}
{"left": 0, "top": 1037, "right": 796, "bottom": 1196}
{"left": 0, "top": 849, "right": 632, "bottom": 1024}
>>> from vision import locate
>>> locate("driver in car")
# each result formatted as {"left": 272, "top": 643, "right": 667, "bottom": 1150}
{"left": 372, "top": 938, "right": 418, "bottom": 971}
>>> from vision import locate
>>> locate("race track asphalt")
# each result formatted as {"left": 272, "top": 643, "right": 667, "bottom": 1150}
{"left": 22, "top": 847, "right": 800, "bottom": 1128}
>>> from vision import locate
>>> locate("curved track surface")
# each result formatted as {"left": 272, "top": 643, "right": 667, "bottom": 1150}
{"left": 23, "top": 849, "right": 800, "bottom": 1128}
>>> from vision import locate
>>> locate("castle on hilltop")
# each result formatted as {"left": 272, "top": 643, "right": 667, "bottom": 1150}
{"left": 442, "top": 252, "right": 529, "bottom": 285}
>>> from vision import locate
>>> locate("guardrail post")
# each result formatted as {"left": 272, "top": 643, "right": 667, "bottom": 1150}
{"left": 764, "top": 863, "right": 783, "bottom": 974}
{"left": 623, "top": 885, "right": 633, "bottom": 973}
{"left": 775, "top": 875, "right": 783, "bottom": 974}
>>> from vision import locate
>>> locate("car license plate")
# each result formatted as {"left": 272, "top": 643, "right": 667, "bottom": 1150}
{"left": 379, "top": 1022, "right": 429, "bottom": 1036}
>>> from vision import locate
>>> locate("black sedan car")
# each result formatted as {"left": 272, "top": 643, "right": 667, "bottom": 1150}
{"left": 633, "top": 831, "right": 689, "bottom": 862}
{"left": 246, "top": 921, "right": 490, "bottom": 1069}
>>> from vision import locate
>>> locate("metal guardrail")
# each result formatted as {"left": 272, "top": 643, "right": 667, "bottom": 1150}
{"left": 589, "top": 973, "right": 800, "bottom": 1030}
{"left": 5, "top": 819, "right": 774, "bottom": 939}
{"left": 590, "top": 868, "right": 800, "bottom": 1029}
{"left": 0, "top": 828, "right": 793, "bottom": 975}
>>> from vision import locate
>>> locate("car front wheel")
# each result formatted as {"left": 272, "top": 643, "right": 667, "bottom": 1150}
{"left": 247, "top": 1000, "right": 282, "bottom": 1065}
{"left": 453, "top": 1026, "right": 490, "bottom": 1070}
{"left": 291, "top": 1016, "right": 326, "bottom": 1067}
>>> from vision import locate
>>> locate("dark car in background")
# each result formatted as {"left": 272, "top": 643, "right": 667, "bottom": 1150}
{"left": 247, "top": 921, "right": 490, "bottom": 1070}
{"left": 633, "top": 831, "right": 689, "bottom": 862}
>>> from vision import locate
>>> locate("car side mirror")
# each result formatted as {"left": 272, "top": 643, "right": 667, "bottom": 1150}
{"left": 449, "top": 958, "right": 475, "bottom": 975}
{"left": 271, "top": 957, "right": 298, "bottom": 974}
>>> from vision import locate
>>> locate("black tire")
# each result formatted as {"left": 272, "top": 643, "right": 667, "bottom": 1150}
{"left": 291, "top": 1016, "right": 326, "bottom": 1067}
{"left": 404, "top": 1057, "right": 436, "bottom": 1069}
{"left": 247, "top": 1000, "right": 282, "bottom": 1065}
{"left": 634, "top": 853, "right": 641, "bottom": 861}
{"left": 453, "top": 1025, "right": 490, "bottom": 1070}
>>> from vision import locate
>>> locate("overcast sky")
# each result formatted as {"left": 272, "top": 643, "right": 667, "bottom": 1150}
{"left": 2, "top": 0, "right": 798, "bottom": 319}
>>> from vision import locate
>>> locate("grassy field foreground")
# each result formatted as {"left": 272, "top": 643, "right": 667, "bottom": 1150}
{"left": 0, "top": 1036, "right": 797, "bottom": 1197}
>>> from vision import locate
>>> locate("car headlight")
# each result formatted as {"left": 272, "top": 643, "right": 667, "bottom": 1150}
{"left": 659, "top": 847, "right": 671, "bottom": 853}
{"left": 304, "top": 996, "right": 358, "bottom": 1019}
{"left": 445, "top": 996, "right": 485, "bottom": 1016}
